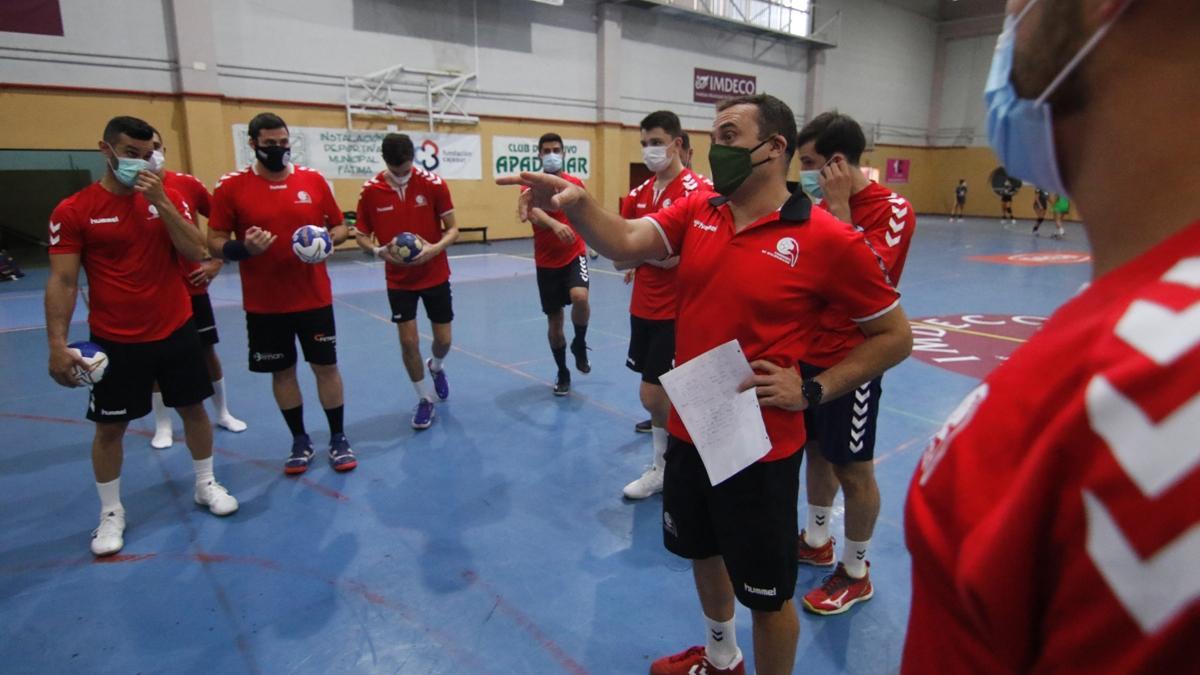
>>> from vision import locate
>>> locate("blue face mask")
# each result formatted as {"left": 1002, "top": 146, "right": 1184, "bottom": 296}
{"left": 106, "top": 143, "right": 151, "bottom": 187}
{"left": 985, "top": 0, "right": 1132, "bottom": 196}
{"left": 541, "top": 152, "right": 563, "bottom": 174}
{"left": 799, "top": 159, "right": 832, "bottom": 200}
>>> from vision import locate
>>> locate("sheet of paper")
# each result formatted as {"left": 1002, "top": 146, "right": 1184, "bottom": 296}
{"left": 659, "top": 339, "right": 772, "bottom": 486}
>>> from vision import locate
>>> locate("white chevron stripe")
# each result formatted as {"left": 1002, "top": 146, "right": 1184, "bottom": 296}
{"left": 891, "top": 206, "right": 909, "bottom": 218}
{"left": 850, "top": 428, "right": 865, "bottom": 442}
{"left": 1163, "top": 257, "right": 1200, "bottom": 288}
{"left": 853, "top": 403, "right": 868, "bottom": 416}
{"left": 850, "top": 441, "right": 864, "bottom": 453}
{"left": 885, "top": 232, "right": 902, "bottom": 248}
{"left": 888, "top": 217, "right": 905, "bottom": 233}
{"left": 49, "top": 221, "right": 62, "bottom": 234}
{"left": 1115, "top": 299, "right": 1200, "bottom": 366}
{"left": 851, "top": 416, "right": 866, "bottom": 430}
{"left": 49, "top": 234, "right": 60, "bottom": 245}
{"left": 855, "top": 389, "right": 870, "bottom": 404}
{"left": 1084, "top": 490, "right": 1200, "bottom": 634}
{"left": 1086, "top": 375, "right": 1200, "bottom": 498}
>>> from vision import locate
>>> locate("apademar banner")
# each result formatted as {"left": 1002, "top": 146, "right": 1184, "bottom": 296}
{"left": 492, "top": 136, "right": 591, "bottom": 180}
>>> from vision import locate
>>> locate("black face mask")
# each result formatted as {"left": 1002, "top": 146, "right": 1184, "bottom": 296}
{"left": 254, "top": 144, "right": 290, "bottom": 172}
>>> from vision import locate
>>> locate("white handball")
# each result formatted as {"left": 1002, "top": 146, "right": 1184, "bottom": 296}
{"left": 291, "top": 225, "right": 333, "bottom": 264}
{"left": 67, "top": 341, "right": 108, "bottom": 386}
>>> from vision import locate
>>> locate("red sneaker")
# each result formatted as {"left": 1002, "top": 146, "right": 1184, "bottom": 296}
{"left": 796, "top": 530, "right": 835, "bottom": 566}
{"left": 649, "top": 646, "right": 744, "bottom": 674}
{"left": 802, "top": 562, "right": 874, "bottom": 615}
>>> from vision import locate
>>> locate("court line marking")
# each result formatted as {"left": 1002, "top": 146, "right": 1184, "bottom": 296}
{"left": 911, "top": 321, "right": 1029, "bottom": 345}
{"left": 498, "top": 252, "right": 625, "bottom": 278}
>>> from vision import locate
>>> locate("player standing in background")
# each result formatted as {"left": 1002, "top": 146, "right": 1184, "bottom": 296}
{"left": 147, "top": 129, "right": 247, "bottom": 449}
{"left": 905, "top": 1, "right": 1200, "bottom": 671}
{"left": 952, "top": 179, "right": 967, "bottom": 221}
{"left": 615, "top": 110, "right": 712, "bottom": 500}
{"left": 354, "top": 133, "right": 459, "bottom": 430}
{"left": 207, "top": 113, "right": 357, "bottom": 475}
{"left": 1031, "top": 186, "right": 1049, "bottom": 235}
{"left": 46, "top": 116, "right": 238, "bottom": 556}
{"left": 999, "top": 179, "right": 1017, "bottom": 222}
{"left": 794, "top": 111, "right": 917, "bottom": 614}
{"left": 518, "top": 132, "right": 592, "bottom": 396}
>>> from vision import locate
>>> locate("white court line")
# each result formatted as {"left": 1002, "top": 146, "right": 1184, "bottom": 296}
{"left": 498, "top": 253, "right": 625, "bottom": 278}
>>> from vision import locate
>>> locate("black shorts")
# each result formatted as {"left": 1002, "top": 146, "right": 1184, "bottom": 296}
{"left": 87, "top": 319, "right": 213, "bottom": 423}
{"left": 955, "top": 196, "right": 965, "bottom": 206}
{"left": 626, "top": 315, "right": 675, "bottom": 385}
{"left": 387, "top": 281, "right": 454, "bottom": 324}
{"left": 662, "top": 437, "right": 802, "bottom": 612}
{"left": 536, "top": 256, "right": 590, "bottom": 315}
{"left": 191, "top": 293, "right": 218, "bottom": 346}
{"left": 245, "top": 305, "right": 337, "bottom": 373}
{"left": 800, "top": 363, "right": 884, "bottom": 464}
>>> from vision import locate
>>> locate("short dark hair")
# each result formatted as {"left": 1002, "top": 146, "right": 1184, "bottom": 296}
{"left": 716, "top": 94, "right": 797, "bottom": 160}
{"left": 248, "top": 112, "right": 288, "bottom": 140}
{"left": 538, "top": 132, "right": 564, "bottom": 153}
{"left": 381, "top": 133, "right": 415, "bottom": 165}
{"left": 103, "top": 116, "right": 155, "bottom": 145}
{"left": 796, "top": 111, "right": 866, "bottom": 165}
{"left": 640, "top": 110, "right": 682, "bottom": 138}
{"left": 680, "top": 130, "right": 691, "bottom": 150}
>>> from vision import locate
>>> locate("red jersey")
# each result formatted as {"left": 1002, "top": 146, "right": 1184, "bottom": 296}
{"left": 355, "top": 168, "right": 454, "bottom": 291}
{"left": 904, "top": 220, "right": 1200, "bottom": 673}
{"left": 621, "top": 168, "right": 713, "bottom": 320}
{"left": 527, "top": 172, "right": 587, "bottom": 269}
{"left": 209, "top": 165, "right": 343, "bottom": 314}
{"left": 163, "top": 171, "right": 214, "bottom": 297}
{"left": 807, "top": 182, "right": 915, "bottom": 367}
{"left": 646, "top": 191, "right": 901, "bottom": 462}
{"left": 49, "top": 182, "right": 193, "bottom": 343}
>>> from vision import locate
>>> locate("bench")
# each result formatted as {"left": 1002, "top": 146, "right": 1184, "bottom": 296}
{"left": 458, "top": 226, "right": 489, "bottom": 244}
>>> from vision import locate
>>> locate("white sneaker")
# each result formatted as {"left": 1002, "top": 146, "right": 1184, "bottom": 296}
{"left": 216, "top": 414, "right": 247, "bottom": 433}
{"left": 623, "top": 465, "right": 664, "bottom": 500}
{"left": 194, "top": 480, "right": 239, "bottom": 516}
{"left": 91, "top": 510, "right": 126, "bottom": 557}
{"left": 151, "top": 425, "right": 173, "bottom": 449}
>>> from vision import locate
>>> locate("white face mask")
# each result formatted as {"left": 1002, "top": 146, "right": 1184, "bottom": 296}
{"left": 389, "top": 167, "right": 412, "bottom": 186}
{"left": 541, "top": 152, "right": 563, "bottom": 174}
{"left": 642, "top": 145, "right": 672, "bottom": 173}
{"left": 150, "top": 150, "right": 165, "bottom": 173}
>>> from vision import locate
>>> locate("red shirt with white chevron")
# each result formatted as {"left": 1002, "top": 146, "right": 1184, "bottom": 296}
{"left": 209, "top": 165, "right": 343, "bottom": 314}
{"left": 163, "top": 170, "right": 214, "bottom": 298}
{"left": 355, "top": 168, "right": 454, "bottom": 291}
{"left": 806, "top": 182, "right": 914, "bottom": 368}
{"left": 48, "top": 182, "right": 193, "bottom": 343}
{"left": 903, "top": 219, "right": 1200, "bottom": 674}
{"left": 620, "top": 168, "right": 712, "bottom": 320}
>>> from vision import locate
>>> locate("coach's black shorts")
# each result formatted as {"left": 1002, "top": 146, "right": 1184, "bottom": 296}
{"left": 388, "top": 281, "right": 454, "bottom": 324}
{"left": 191, "top": 293, "right": 219, "bottom": 346}
{"left": 800, "top": 363, "right": 884, "bottom": 464}
{"left": 626, "top": 315, "right": 675, "bottom": 385}
{"left": 536, "top": 255, "right": 589, "bottom": 315}
{"left": 87, "top": 319, "right": 212, "bottom": 423}
{"left": 662, "top": 437, "right": 802, "bottom": 612}
{"left": 245, "top": 305, "right": 337, "bottom": 372}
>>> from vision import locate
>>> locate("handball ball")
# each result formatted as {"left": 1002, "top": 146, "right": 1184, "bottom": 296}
{"left": 291, "top": 225, "right": 332, "bottom": 264}
{"left": 391, "top": 232, "right": 424, "bottom": 263}
{"left": 67, "top": 341, "right": 108, "bottom": 386}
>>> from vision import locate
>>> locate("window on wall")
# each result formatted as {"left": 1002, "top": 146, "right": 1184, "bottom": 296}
{"left": 718, "top": 0, "right": 813, "bottom": 37}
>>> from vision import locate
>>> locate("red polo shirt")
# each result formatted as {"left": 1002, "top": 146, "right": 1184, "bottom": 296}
{"left": 527, "top": 172, "right": 587, "bottom": 269}
{"left": 645, "top": 190, "right": 900, "bottom": 462}
{"left": 355, "top": 168, "right": 454, "bottom": 291}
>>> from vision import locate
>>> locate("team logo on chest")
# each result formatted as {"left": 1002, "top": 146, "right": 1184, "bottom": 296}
{"left": 295, "top": 190, "right": 312, "bottom": 204}
{"left": 415, "top": 195, "right": 428, "bottom": 207}
{"left": 147, "top": 204, "right": 159, "bottom": 219}
{"left": 763, "top": 236, "right": 799, "bottom": 267}
{"left": 663, "top": 198, "right": 672, "bottom": 208}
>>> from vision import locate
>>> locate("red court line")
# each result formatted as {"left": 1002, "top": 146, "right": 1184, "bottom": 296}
{"left": 0, "top": 412, "right": 349, "bottom": 503}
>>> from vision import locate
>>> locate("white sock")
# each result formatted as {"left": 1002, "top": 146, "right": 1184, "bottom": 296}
{"left": 211, "top": 378, "right": 230, "bottom": 418}
{"left": 96, "top": 478, "right": 123, "bottom": 514}
{"left": 650, "top": 426, "right": 668, "bottom": 471}
{"left": 152, "top": 392, "right": 171, "bottom": 431}
{"left": 429, "top": 356, "right": 444, "bottom": 372}
{"left": 805, "top": 505, "right": 832, "bottom": 547}
{"left": 704, "top": 614, "right": 740, "bottom": 669}
{"left": 842, "top": 537, "right": 870, "bottom": 578}
{"left": 193, "top": 456, "right": 214, "bottom": 487}
{"left": 412, "top": 379, "right": 433, "bottom": 402}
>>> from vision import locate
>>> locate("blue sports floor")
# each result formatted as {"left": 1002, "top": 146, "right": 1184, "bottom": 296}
{"left": 0, "top": 216, "right": 1091, "bottom": 674}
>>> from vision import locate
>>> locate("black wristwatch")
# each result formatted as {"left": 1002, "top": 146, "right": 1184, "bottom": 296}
{"left": 802, "top": 379, "right": 824, "bottom": 407}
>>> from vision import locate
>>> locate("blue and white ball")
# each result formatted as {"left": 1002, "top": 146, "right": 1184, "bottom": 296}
{"left": 390, "top": 232, "right": 424, "bottom": 263}
{"left": 291, "top": 225, "right": 332, "bottom": 264}
{"left": 67, "top": 341, "right": 108, "bottom": 386}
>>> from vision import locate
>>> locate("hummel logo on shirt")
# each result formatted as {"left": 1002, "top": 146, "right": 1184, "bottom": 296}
{"left": 90, "top": 216, "right": 119, "bottom": 224}
{"left": 692, "top": 219, "right": 717, "bottom": 232}
{"left": 269, "top": 184, "right": 288, "bottom": 190}
{"left": 376, "top": 205, "right": 394, "bottom": 212}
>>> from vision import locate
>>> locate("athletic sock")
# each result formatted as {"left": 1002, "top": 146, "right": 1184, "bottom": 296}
{"left": 806, "top": 505, "right": 833, "bottom": 547}
{"left": 96, "top": 478, "right": 123, "bottom": 514}
{"left": 572, "top": 323, "right": 588, "bottom": 346}
{"left": 152, "top": 392, "right": 171, "bottom": 431}
{"left": 650, "top": 426, "right": 668, "bottom": 471}
{"left": 429, "top": 356, "right": 444, "bottom": 372}
{"left": 280, "top": 405, "right": 306, "bottom": 438}
{"left": 704, "top": 614, "right": 741, "bottom": 669}
{"left": 412, "top": 379, "right": 434, "bottom": 402}
{"left": 211, "top": 378, "right": 231, "bottom": 418}
{"left": 843, "top": 537, "right": 870, "bottom": 578}
{"left": 551, "top": 345, "right": 568, "bottom": 374}
{"left": 324, "top": 405, "right": 344, "bottom": 437}
{"left": 193, "top": 456, "right": 214, "bottom": 487}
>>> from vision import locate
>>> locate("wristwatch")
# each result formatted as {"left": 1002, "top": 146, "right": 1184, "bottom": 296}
{"left": 802, "top": 379, "right": 824, "bottom": 407}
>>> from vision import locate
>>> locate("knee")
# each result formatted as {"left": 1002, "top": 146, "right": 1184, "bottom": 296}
{"left": 399, "top": 335, "right": 421, "bottom": 354}
{"left": 310, "top": 363, "right": 340, "bottom": 382}
{"left": 94, "top": 422, "right": 128, "bottom": 445}
{"left": 639, "top": 384, "right": 666, "bottom": 414}
{"left": 569, "top": 289, "right": 589, "bottom": 305}
{"left": 272, "top": 366, "right": 298, "bottom": 384}
{"left": 833, "top": 463, "right": 877, "bottom": 496}
{"left": 175, "top": 403, "right": 208, "bottom": 424}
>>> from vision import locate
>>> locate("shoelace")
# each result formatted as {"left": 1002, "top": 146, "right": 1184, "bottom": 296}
{"left": 819, "top": 568, "right": 854, "bottom": 595}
